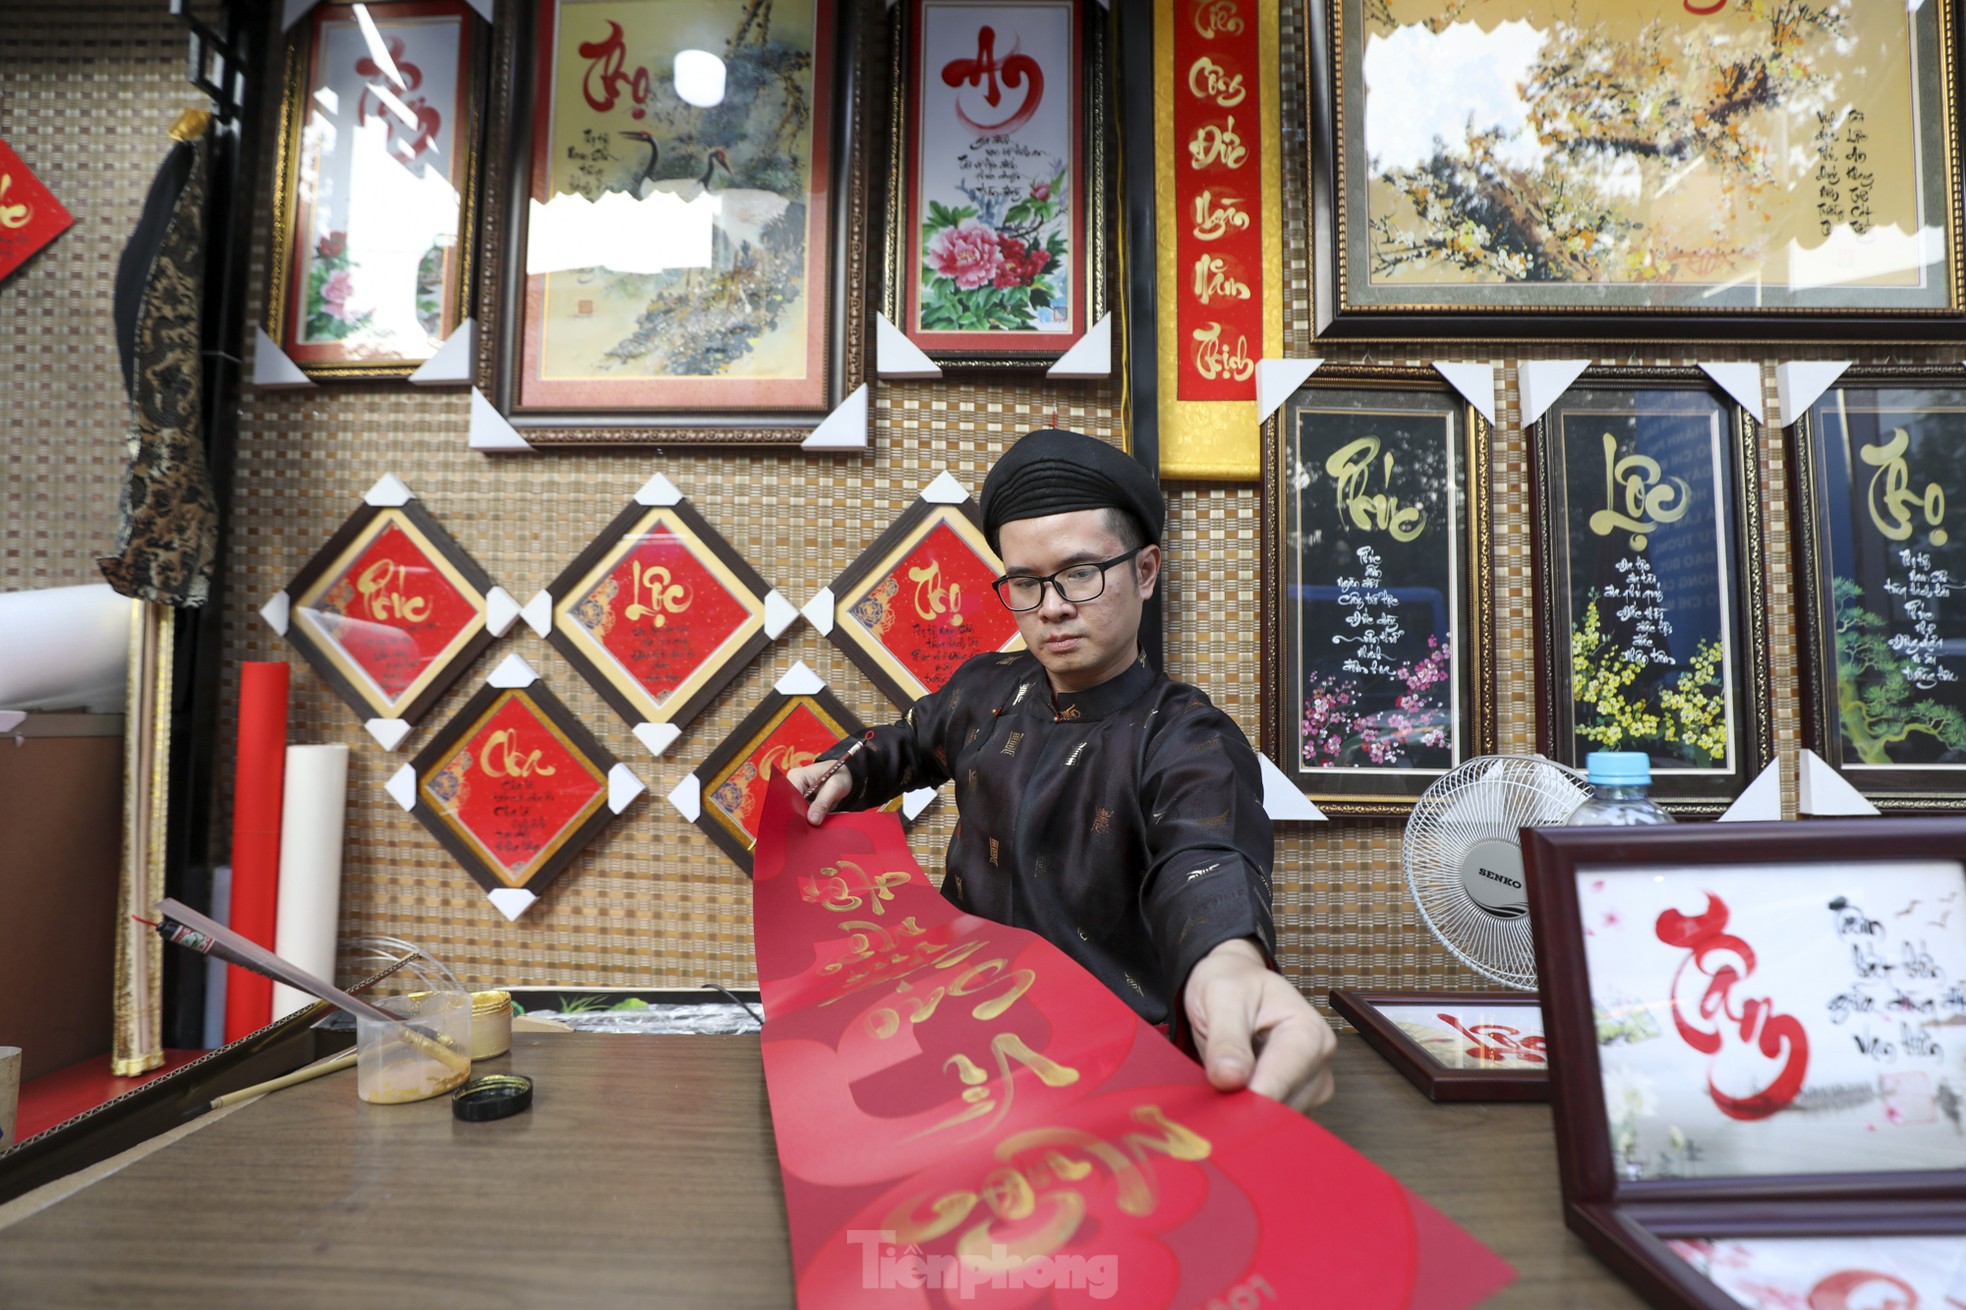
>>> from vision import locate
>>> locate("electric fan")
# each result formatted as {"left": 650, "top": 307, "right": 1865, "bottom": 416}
{"left": 1403, "top": 755, "right": 1590, "bottom": 990}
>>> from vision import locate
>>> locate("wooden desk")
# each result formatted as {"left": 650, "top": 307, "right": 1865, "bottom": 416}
{"left": 0, "top": 1033, "right": 1644, "bottom": 1308}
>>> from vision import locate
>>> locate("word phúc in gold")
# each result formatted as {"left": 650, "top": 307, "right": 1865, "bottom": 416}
{"left": 1589, "top": 433, "right": 1690, "bottom": 551}
{"left": 356, "top": 557, "right": 432, "bottom": 623}
{"left": 1325, "top": 436, "right": 1426, "bottom": 542}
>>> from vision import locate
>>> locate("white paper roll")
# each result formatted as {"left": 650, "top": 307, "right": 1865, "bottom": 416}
{"left": 271, "top": 744, "right": 350, "bottom": 1021}
{"left": 0, "top": 584, "right": 133, "bottom": 712}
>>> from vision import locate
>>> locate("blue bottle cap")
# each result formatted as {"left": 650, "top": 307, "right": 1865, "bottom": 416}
{"left": 1584, "top": 752, "right": 1651, "bottom": 786}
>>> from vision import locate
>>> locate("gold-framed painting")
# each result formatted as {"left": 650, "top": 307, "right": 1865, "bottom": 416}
{"left": 266, "top": 0, "right": 485, "bottom": 378}
{"left": 474, "top": 0, "right": 874, "bottom": 444}
{"left": 1311, "top": 0, "right": 1965, "bottom": 339}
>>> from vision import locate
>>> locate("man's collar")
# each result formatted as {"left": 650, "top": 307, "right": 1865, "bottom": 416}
{"left": 1046, "top": 649, "right": 1157, "bottom": 722}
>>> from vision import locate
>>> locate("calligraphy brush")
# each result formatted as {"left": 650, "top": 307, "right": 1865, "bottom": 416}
{"left": 182, "top": 1049, "right": 360, "bottom": 1122}
{"left": 147, "top": 899, "right": 458, "bottom": 1057}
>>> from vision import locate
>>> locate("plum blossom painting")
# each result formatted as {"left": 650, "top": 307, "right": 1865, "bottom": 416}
{"left": 890, "top": 0, "right": 1102, "bottom": 366}
{"left": 1316, "top": 0, "right": 1964, "bottom": 334}
{"left": 1263, "top": 368, "right": 1494, "bottom": 815}
{"left": 269, "top": 0, "right": 480, "bottom": 378}
{"left": 478, "top": 0, "right": 868, "bottom": 442}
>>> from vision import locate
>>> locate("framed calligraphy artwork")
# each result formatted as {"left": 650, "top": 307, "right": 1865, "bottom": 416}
{"left": 1152, "top": 0, "right": 1281, "bottom": 478}
{"left": 1329, "top": 988, "right": 1548, "bottom": 1102}
{"left": 1259, "top": 366, "right": 1496, "bottom": 816}
{"left": 542, "top": 477, "right": 780, "bottom": 754}
{"left": 474, "top": 0, "right": 873, "bottom": 444}
{"left": 272, "top": 485, "right": 498, "bottom": 738}
{"left": 1310, "top": 0, "right": 1966, "bottom": 339}
{"left": 1529, "top": 369, "right": 1772, "bottom": 814}
{"left": 267, "top": 0, "right": 485, "bottom": 379}
{"left": 680, "top": 664, "right": 909, "bottom": 874}
{"left": 399, "top": 659, "right": 641, "bottom": 920}
{"left": 1792, "top": 367, "right": 1966, "bottom": 812}
{"left": 0, "top": 140, "right": 74, "bottom": 284}
{"left": 1522, "top": 820, "right": 1966, "bottom": 1310}
{"left": 816, "top": 480, "right": 1024, "bottom": 709}
{"left": 882, "top": 0, "right": 1108, "bottom": 370}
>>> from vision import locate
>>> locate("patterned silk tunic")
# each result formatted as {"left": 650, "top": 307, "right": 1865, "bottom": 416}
{"left": 823, "top": 649, "right": 1276, "bottom": 1027}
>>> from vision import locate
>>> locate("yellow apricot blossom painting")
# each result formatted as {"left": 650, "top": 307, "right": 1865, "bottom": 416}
{"left": 1337, "top": 0, "right": 1957, "bottom": 314}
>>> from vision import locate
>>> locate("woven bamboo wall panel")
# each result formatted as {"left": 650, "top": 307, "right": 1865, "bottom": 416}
{"left": 9, "top": 5, "right": 1958, "bottom": 1010}
{"left": 0, "top": 4, "right": 194, "bottom": 594}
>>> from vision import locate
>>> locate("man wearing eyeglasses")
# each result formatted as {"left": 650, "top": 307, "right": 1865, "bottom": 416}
{"left": 788, "top": 428, "right": 1335, "bottom": 1115}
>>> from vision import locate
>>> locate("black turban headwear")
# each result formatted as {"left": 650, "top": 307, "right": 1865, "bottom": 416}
{"left": 978, "top": 428, "right": 1165, "bottom": 554}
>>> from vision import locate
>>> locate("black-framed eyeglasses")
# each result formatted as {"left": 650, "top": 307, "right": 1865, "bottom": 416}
{"left": 991, "top": 548, "right": 1143, "bottom": 612}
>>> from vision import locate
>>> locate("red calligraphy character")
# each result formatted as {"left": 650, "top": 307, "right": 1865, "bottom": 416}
{"left": 1657, "top": 894, "right": 1810, "bottom": 1121}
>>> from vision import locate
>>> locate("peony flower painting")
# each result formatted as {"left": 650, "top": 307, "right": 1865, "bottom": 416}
{"left": 904, "top": 1, "right": 1083, "bottom": 357}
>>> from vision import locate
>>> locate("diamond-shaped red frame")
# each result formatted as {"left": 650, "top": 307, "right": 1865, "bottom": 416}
{"left": 403, "top": 666, "right": 633, "bottom": 916}
{"left": 821, "top": 487, "right": 1023, "bottom": 709}
{"left": 545, "top": 486, "right": 773, "bottom": 748}
{"left": 277, "top": 492, "right": 497, "bottom": 731}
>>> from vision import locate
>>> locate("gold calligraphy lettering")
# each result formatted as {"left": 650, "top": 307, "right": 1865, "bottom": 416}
{"left": 624, "top": 560, "right": 691, "bottom": 629}
{"left": 1325, "top": 436, "right": 1427, "bottom": 542}
{"left": 1190, "top": 188, "right": 1251, "bottom": 242}
{"left": 1190, "top": 322, "right": 1255, "bottom": 382}
{"left": 1861, "top": 429, "right": 1949, "bottom": 546}
{"left": 1186, "top": 55, "right": 1246, "bottom": 107}
{"left": 1588, "top": 433, "right": 1691, "bottom": 551}
{"left": 0, "top": 172, "right": 32, "bottom": 230}
{"left": 915, "top": 1032, "right": 1082, "bottom": 1139}
{"left": 1187, "top": 115, "right": 1247, "bottom": 170}
{"left": 1191, "top": 253, "right": 1252, "bottom": 305}
{"left": 1192, "top": 0, "right": 1245, "bottom": 39}
{"left": 479, "top": 728, "right": 557, "bottom": 778}
{"left": 1000, "top": 1105, "right": 1212, "bottom": 1217}
{"left": 355, "top": 557, "right": 432, "bottom": 623}
{"left": 907, "top": 560, "right": 964, "bottom": 628}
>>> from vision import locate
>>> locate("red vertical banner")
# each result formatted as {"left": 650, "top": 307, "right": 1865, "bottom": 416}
{"left": 225, "top": 662, "right": 289, "bottom": 1042}
{"left": 1173, "top": 0, "right": 1264, "bottom": 401}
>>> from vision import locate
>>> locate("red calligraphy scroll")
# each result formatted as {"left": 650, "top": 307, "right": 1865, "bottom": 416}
{"left": 753, "top": 773, "right": 1513, "bottom": 1307}
{"left": 1173, "top": 1, "right": 1262, "bottom": 401}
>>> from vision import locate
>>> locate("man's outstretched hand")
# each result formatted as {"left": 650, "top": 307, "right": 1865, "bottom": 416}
{"left": 784, "top": 760, "right": 853, "bottom": 827}
{"left": 1184, "top": 937, "right": 1335, "bottom": 1114}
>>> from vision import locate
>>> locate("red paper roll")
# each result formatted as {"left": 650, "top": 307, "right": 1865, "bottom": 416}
{"left": 224, "top": 662, "right": 289, "bottom": 1042}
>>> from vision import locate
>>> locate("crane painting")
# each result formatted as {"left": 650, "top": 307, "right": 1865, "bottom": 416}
{"left": 520, "top": 0, "right": 833, "bottom": 411}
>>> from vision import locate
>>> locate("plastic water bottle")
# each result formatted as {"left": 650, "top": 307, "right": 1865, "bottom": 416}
{"left": 1565, "top": 751, "right": 1675, "bottom": 826}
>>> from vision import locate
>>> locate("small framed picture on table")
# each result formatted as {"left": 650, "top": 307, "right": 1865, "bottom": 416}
{"left": 1523, "top": 819, "right": 1966, "bottom": 1310}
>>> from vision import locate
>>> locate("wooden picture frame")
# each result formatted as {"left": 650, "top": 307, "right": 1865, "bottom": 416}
{"left": 1522, "top": 819, "right": 1966, "bottom": 1310}
{"left": 680, "top": 664, "right": 914, "bottom": 874}
{"left": 1308, "top": 0, "right": 1965, "bottom": 340}
{"left": 1259, "top": 365, "right": 1496, "bottom": 816}
{"left": 542, "top": 476, "right": 782, "bottom": 754}
{"left": 1329, "top": 988, "right": 1548, "bottom": 1102}
{"left": 273, "top": 485, "right": 498, "bottom": 737}
{"left": 816, "top": 479, "right": 1025, "bottom": 709}
{"left": 881, "top": 0, "right": 1109, "bottom": 370}
{"left": 397, "top": 659, "right": 641, "bottom": 920}
{"left": 267, "top": 0, "right": 484, "bottom": 379}
{"left": 1790, "top": 366, "right": 1966, "bottom": 812}
{"left": 473, "top": 0, "right": 873, "bottom": 445}
{"left": 1529, "top": 368, "right": 1772, "bottom": 815}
